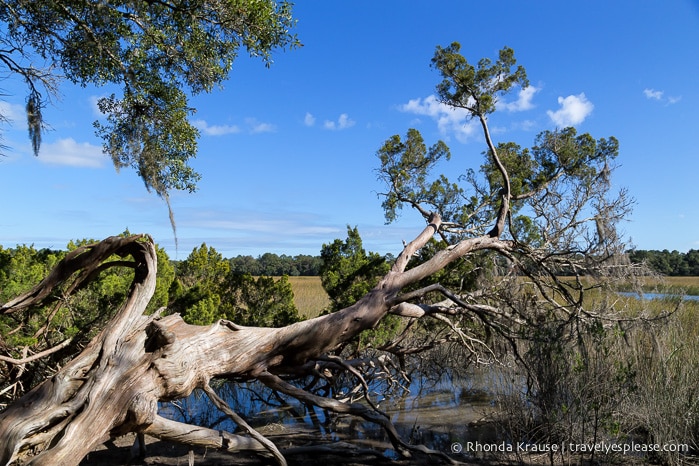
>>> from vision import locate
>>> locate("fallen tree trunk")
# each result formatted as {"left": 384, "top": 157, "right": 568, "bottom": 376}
{"left": 0, "top": 215, "right": 488, "bottom": 465}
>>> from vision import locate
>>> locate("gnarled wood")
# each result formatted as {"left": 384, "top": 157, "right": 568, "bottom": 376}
{"left": 0, "top": 215, "right": 478, "bottom": 465}
{"left": 0, "top": 209, "right": 523, "bottom": 465}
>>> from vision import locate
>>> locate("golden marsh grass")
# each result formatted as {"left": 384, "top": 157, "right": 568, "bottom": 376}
{"left": 287, "top": 276, "right": 330, "bottom": 319}
{"left": 286, "top": 275, "right": 699, "bottom": 320}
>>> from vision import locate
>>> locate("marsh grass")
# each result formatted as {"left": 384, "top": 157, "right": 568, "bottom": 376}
{"left": 616, "top": 276, "right": 699, "bottom": 296}
{"left": 286, "top": 276, "right": 329, "bottom": 319}
{"left": 619, "top": 298, "right": 699, "bottom": 464}
{"left": 558, "top": 295, "right": 699, "bottom": 464}
{"left": 287, "top": 274, "right": 699, "bottom": 464}
{"left": 491, "top": 277, "right": 699, "bottom": 465}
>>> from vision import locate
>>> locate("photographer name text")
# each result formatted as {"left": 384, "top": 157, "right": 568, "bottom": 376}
{"left": 450, "top": 441, "right": 689, "bottom": 455}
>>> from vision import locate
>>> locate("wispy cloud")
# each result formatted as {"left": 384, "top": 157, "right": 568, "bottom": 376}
{"left": 38, "top": 138, "right": 106, "bottom": 168}
{"left": 643, "top": 88, "right": 681, "bottom": 105}
{"left": 500, "top": 86, "right": 540, "bottom": 112}
{"left": 547, "top": 93, "right": 594, "bottom": 126}
{"left": 643, "top": 88, "right": 664, "bottom": 100}
{"left": 175, "top": 207, "right": 344, "bottom": 256}
{"left": 193, "top": 118, "right": 276, "bottom": 136}
{"left": 0, "top": 101, "right": 27, "bottom": 127}
{"left": 323, "top": 113, "right": 355, "bottom": 130}
{"left": 245, "top": 118, "right": 276, "bottom": 134}
{"left": 192, "top": 119, "right": 241, "bottom": 136}
{"left": 195, "top": 217, "right": 340, "bottom": 236}
{"left": 183, "top": 207, "right": 341, "bottom": 235}
{"left": 304, "top": 112, "right": 316, "bottom": 127}
{"left": 400, "top": 94, "right": 479, "bottom": 142}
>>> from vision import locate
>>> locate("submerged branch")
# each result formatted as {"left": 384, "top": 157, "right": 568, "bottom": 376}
{"left": 201, "top": 383, "right": 286, "bottom": 466}
{"left": 257, "top": 371, "right": 457, "bottom": 464}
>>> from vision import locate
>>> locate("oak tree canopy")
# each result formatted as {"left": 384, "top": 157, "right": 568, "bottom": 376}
{"left": 0, "top": 0, "right": 299, "bottom": 197}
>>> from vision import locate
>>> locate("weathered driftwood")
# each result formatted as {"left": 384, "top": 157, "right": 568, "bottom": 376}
{"left": 0, "top": 213, "right": 499, "bottom": 465}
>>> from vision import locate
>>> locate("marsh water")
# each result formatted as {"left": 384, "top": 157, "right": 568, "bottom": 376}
{"left": 156, "top": 292, "right": 699, "bottom": 457}
{"left": 617, "top": 291, "right": 699, "bottom": 301}
{"left": 158, "top": 365, "right": 504, "bottom": 454}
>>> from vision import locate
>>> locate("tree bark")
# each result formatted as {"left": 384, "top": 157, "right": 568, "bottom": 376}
{"left": 0, "top": 217, "right": 507, "bottom": 465}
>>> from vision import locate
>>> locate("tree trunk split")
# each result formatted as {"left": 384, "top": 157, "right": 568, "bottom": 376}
{"left": 0, "top": 218, "right": 479, "bottom": 465}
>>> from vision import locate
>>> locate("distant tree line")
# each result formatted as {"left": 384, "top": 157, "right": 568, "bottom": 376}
{"left": 228, "top": 253, "right": 323, "bottom": 276}
{"left": 628, "top": 249, "right": 699, "bottom": 276}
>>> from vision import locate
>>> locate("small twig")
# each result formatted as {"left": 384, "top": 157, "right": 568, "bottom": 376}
{"left": 0, "top": 338, "right": 74, "bottom": 365}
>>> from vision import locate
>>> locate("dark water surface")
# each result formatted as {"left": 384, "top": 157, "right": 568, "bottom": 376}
{"left": 158, "top": 366, "right": 502, "bottom": 454}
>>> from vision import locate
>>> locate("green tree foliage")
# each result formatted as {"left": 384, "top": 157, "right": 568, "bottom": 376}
{"left": 628, "top": 249, "right": 699, "bottom": 276}
{"left": 378, "top": 43, "right": 626, "bottom": 257}
{"left": 150, "top": 245, "right": 175, "bottom": 313}
{"left": 0, "top": 245, "right": 67, "bottom": 399}
{"left": 0, "top": 235, "right": 175, "bottom": 405}
{"left": 377, "top": 129, "right": 457, "bottom": 223}
{"left": 176, "top": 243, "right": 230, "bottom": 290}
{"left": 432, "top": 43, "right": 528, "bottom": 117}
{"left": 319, "top": 227, "right": 401, "bottom": 347}
{"left": 169, "top": 243, "right": 300, "bottom": 327}
{"left": 229, "top": 253, "right": 322, "bottom": 276}
{"left": 320, "top": 226, "right": 390, "bottom": 311}
{"left": 229, "top": 255, "right": 263, "bottom": 276}
{"left": 168, "top": 243, "right": 229, "bottom": 323}
{"left": 0, "top": 0, "right": 299, "bottom": 197}
{"left": 222, "top": 273, "right": 298, "bottom": 327}
{"left": 0, "top": 245, "right": 63, "bottom": 305}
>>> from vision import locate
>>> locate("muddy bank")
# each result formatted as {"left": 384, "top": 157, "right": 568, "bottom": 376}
{"left": 81, "top": 432, "right": 636, "bottom": 466}
{"left": 80, "top": 435, "right": 667, "bottom": 466}
{"left": 80, "top": 432, "right": 445, "bottom": 466}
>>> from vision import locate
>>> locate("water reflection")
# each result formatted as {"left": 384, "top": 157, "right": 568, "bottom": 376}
{"left": 158, "top": 365, "right": 502, "bottom": 453}
{"left": 618, "top": 291, "right": 699, "bottom": 301}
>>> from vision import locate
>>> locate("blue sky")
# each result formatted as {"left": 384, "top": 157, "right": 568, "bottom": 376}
{"left": 1, "top": 0, "right": 698, "bottom": 259}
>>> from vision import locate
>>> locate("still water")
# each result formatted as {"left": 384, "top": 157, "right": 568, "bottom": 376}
{"left": 158, "top": 366, "right": 502, "bottom": 453}
{"left": 617, "top": 291, "right": 699, "bottom": 301}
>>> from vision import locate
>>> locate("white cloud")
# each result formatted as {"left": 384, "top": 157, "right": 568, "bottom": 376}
{"left": 193, "top": 118, "right": 275, "bottom": 135}
{"left": 89, "top": 95, "right": 106, "bottom": 117}
{"left": 323, "top": 113, "right": 355, "bottom": 130}
{"left": 643, "top": 88, "right": 664, "bottom": 100}
{"left": 546, "top": 93, "right": 594, "bottom": 126}
{"left": 0, "top": 101, "right": 27, "bottom": 126}
{"left": 245, "top": 118, "right": 276, "bottom": 134}
{"left": 513, "top": 119, "right": 537, "bottom": 131}
{"left": 192, "top": 119, "right": 240, "bottom": 136}
{"left": 176, "top": 208, "right": 345, "bottom": 256}
{"left": 304, "top": 112, "right": 316, "bottom": 127}
{"left": 401, "top": 94, "right": 453, "bottom": 117}
{"left": 400, "top": 95, "right": 479, "bottom": 142}
{"left": 644, "top": 88, "right": 681, "bottom": 105}
{"left": 501, "top": 86, "right": 540, "bottom": 112}
{"left": 38, "top": 138, "right": 106, "bottom": 168}
{"left": 195, "top": 217, "right": 340, "bottom": 236}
